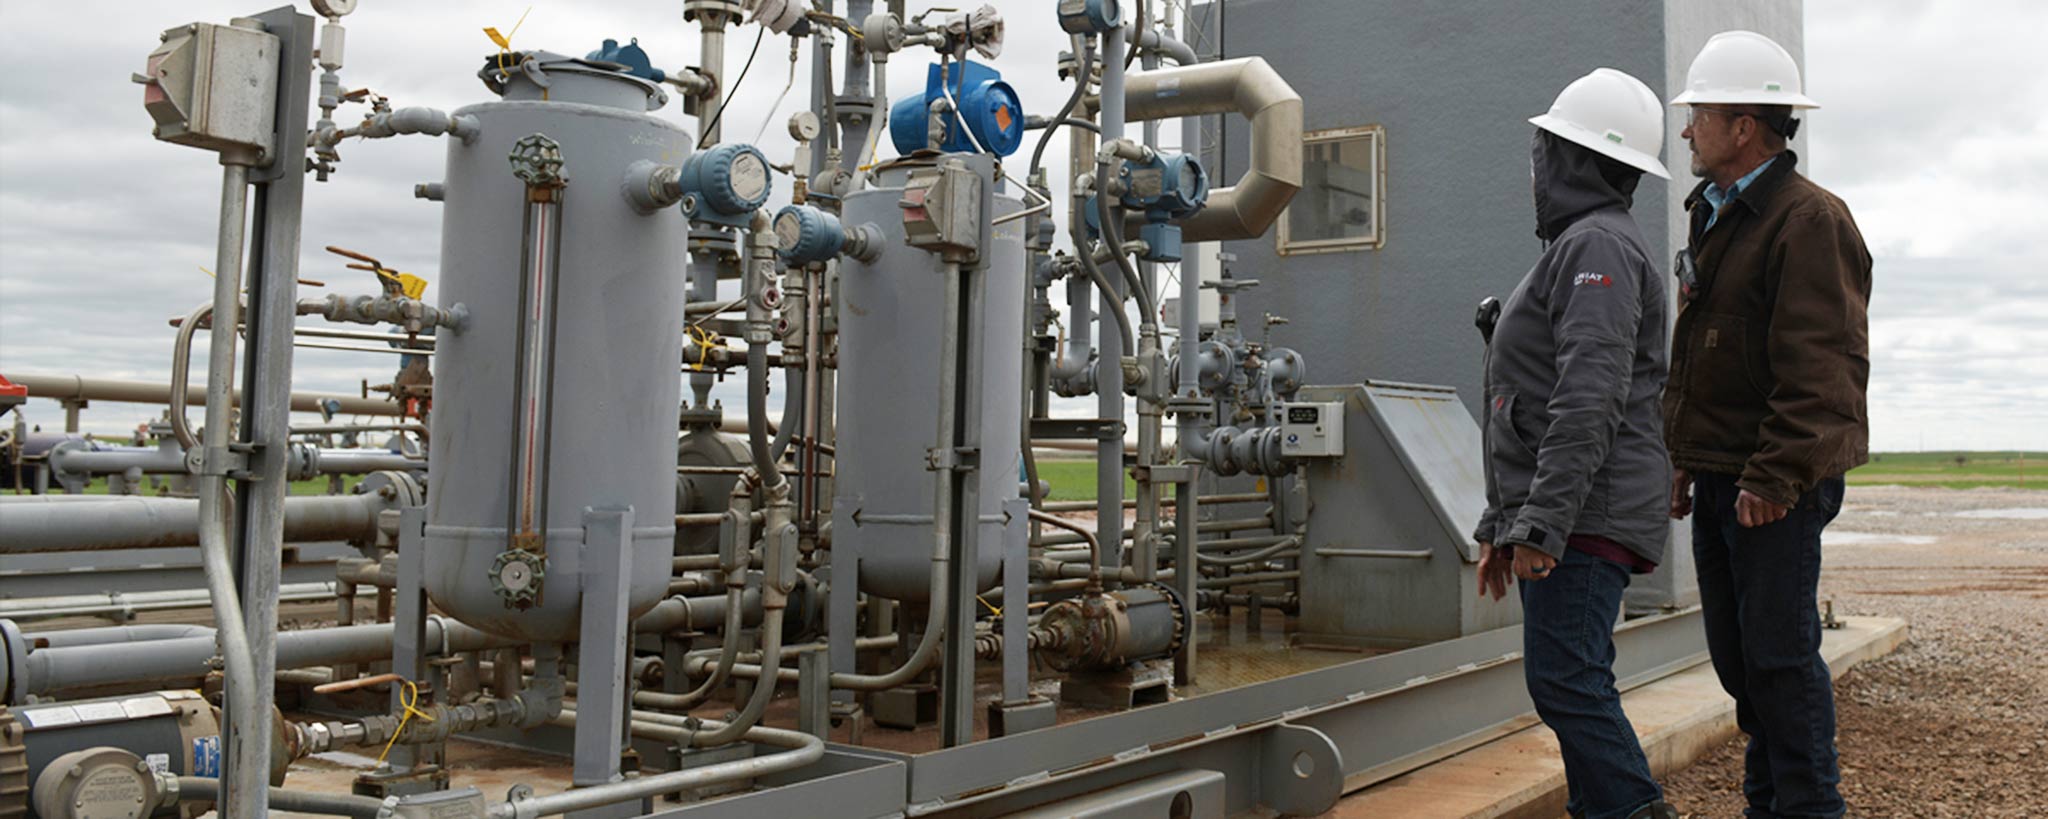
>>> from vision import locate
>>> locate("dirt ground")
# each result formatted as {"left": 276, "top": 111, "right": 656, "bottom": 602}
{"left": 1661, "top": 485, "right": 2048, "bottom": 818}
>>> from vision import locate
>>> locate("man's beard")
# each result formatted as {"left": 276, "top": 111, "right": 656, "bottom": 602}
{"left": 1688, "top": 142, "right": 1710, "bottom": 178}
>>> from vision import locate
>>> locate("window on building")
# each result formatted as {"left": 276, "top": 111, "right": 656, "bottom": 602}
{"left": 1278, "top": 125, "right": 1386, "bottom": 254}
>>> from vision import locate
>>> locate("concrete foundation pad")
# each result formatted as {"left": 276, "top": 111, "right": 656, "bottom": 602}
{"left": 1333, "top": 615, "right": 1907, "bottom": 818}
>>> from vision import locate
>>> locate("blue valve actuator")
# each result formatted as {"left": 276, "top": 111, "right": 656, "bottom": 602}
{"left": 586, "top": 38, "right": 665, "bottom": 83}
{"left": 888, "top": 60, "right": 1025, "bottom": 158}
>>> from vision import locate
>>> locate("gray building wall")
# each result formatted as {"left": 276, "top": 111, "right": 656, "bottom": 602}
{"left": 1186, "top": 0, "right": 1804, "bottom": 610}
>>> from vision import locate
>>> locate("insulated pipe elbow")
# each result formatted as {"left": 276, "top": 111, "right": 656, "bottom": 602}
{"left": 1123, "top": 57, "right": 1303, "bottom": 242}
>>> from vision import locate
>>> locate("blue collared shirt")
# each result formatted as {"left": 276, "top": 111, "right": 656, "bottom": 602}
{"left": 1701, "top": 156, "right": 1776, "bottom": 232}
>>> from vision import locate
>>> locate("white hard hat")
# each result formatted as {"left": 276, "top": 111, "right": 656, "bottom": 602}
{"left": 1528, "top": 67, "right": 1671, "bottom": 179}
{"left": 1670, "top": 30, "right": 1819, "bottom": 109}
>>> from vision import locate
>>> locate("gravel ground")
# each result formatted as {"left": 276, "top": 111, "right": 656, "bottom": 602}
{"left": 1663, "top": 485, "right": 2048, "bottom": 818}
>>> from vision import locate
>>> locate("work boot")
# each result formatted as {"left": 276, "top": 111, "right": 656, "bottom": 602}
{"left": 1625, "top": 800, "right": 1679, "bottom": 819}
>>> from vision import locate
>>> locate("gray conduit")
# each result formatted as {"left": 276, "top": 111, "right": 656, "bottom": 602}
{"left": 170, "top": 777, "right": 386, "bottom": 819}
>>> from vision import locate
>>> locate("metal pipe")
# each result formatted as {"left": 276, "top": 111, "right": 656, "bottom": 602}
{"left": 23, "top": 623, "right": 214, "bottom": 647}
{"left": 0, "top": 493, "right": 386, "bottom": 553}
{"left": 2, "top": 583, "right": 337, "bottom": 622}
{"left": 189, "top": 160, "right": 265, "bottom": 819}
{"left": 1096, "top": 24, "right": 1130, "bottom": 575}
{"left": 294, "top": 326, "right": 435, "bottom": 346}
{"left": 1193, "top": 536, "right": 1300, "bottom": 566}
{"left": 0, "top": 372, "right": 402, "bottom": 417}
{"left": 1035, "top": 491, "right": 1267, "bottom": 513}
{"left": 1312, "top": 548, "right": 1435, "bottom": 560}
{"left": 1034, "top": 513, "right": 1270, "bottom": 547}
{"left": 51, "top": 443, "right": 414, "bottom": 482}
{"left": 1123, "top": 57, "right": 1303, "bottom": 241}
{"left": 1028, "top": 508, "right": 1102, "bottom": 589}
{"left": 1135, "top": 25, "right": 1197, "bottom": 66}
{"left": 816, "top": 259, "right": 962, "bottom": 693}
{"left": 504, "top": 715, "right": 822, "bottom": 819}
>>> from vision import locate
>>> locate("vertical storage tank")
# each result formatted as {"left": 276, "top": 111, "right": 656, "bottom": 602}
{"left": 831, "top": 159, "right": 1025, "bottom": 601}
{"left": 424, "top": 56, "right": 688, "bottom": 642}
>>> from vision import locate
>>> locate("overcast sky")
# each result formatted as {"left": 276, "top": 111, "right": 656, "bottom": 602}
{"left": 1, "top": 1, "right": 2042, "bottom": 454}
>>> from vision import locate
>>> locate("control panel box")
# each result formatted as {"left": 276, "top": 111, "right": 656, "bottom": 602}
{"left": 1280, "top": 401, "right": 1344, "bottom": 457}
{"left": 139, "top": 21, "right": 281, "bottom": 160}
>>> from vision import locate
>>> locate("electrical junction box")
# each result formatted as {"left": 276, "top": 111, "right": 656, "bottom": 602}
{"left": 1280, "top": 401, "right": 1344, "bottom": 457}
{"left": 139, "top": 21, "right": 281, "bottom": 161}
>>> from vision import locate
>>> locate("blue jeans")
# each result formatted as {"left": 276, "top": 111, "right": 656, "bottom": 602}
{"left": 1521, "top": 548, "right": 1663, "bottom": 819}
{"left": 1691, "top": 471, "right": 1845, "bottom": 819}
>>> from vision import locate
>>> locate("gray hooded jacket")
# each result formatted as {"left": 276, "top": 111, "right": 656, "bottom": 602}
{"left": 1473, "top": 131, "right": 1671, "bottom": 564}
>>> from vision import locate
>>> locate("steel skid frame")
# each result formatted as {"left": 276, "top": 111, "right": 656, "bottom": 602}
{"left": 641, "top": 607, "right": 1708, "bottom": 817}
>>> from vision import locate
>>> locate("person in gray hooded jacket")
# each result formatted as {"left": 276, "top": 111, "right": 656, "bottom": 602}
{"left": 1474, "top": 69, "right": 1679, "bottom": 819}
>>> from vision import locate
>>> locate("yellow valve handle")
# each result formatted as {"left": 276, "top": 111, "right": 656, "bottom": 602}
{"left": 373, "top": 678, "right": 437, "bottom": 766}
{"left": 976, "top": 594, "right": 1001, "bottom": 617}
{"left": 685, "top": 326, "right": 726, "bottom": 372}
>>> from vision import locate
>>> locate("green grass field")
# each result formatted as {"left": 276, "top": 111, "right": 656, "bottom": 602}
{"left": 1033, "top": 458, "right": 1140, "bottom": 502}
{"left": 1849, "top": 451, "right": 2047, "bottom": 490}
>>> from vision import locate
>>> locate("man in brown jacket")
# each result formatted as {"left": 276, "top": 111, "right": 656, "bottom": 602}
{"left": 1664, "top": 31, "right": 1871, "bottom": 819}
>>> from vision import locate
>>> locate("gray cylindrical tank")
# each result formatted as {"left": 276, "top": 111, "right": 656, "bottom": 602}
{"left": 831, "top": 161, "right": 1024, "bottom": 601}
{"left": 425, "top": 59, "right": 688, "bottom": 642}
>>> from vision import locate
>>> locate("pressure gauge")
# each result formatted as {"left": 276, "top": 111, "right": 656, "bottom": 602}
{"left": 788, "top": 111, "right": 820, "bottom": 143}
{"left": 311, "top": 0, "right": 358, "bottom": 17}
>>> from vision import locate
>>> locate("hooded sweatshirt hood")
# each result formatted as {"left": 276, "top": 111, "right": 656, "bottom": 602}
{"left": 1533, "top": 129, "right": 1641, "bottom": 242}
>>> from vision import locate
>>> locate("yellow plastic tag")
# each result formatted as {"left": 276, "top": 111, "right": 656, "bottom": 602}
{"left": 395, "top": 273, "right": 429, "bottom": 300}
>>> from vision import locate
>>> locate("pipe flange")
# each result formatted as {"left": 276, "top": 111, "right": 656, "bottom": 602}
{"left": 1139, "top": 580, "right": 1191, "bottom": 656}
{"left": 488, "top": 550, "right": 548, "bottom": 610}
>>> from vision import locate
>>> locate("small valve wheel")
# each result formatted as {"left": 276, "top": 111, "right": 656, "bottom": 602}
{"left": 489, "top": 549, "right": 548, "bottom": 609}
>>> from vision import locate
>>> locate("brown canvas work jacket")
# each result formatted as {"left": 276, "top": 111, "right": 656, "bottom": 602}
{"left": 1664, "top": 150, "right": 1873, "bottom": 506}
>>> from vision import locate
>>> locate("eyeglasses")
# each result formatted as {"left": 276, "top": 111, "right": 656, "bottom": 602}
{"left": 1685, "top": 106, "right": 1756, "bottom": 127}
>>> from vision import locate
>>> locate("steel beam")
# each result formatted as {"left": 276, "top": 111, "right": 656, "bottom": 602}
{"left": 636, "top": 608, "right": 1708, "bottom": 817}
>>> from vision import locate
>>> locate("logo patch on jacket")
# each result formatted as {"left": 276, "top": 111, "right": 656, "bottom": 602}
{"left": 1573, "top": 271, "right": 1613, "bottom": 288}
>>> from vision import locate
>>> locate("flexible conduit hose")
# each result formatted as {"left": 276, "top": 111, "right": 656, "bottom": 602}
{"left": 634, "top": 483, "right": 753, "bottom": 712}
{"left": 172, "top": 777, "right": 386, "bottom": 818}
{"left": 1026, "top": 34, "right": 1095, "bottom": 184}
{"left": 1096, "top": 154, "right": 1158, "bottom": 326}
